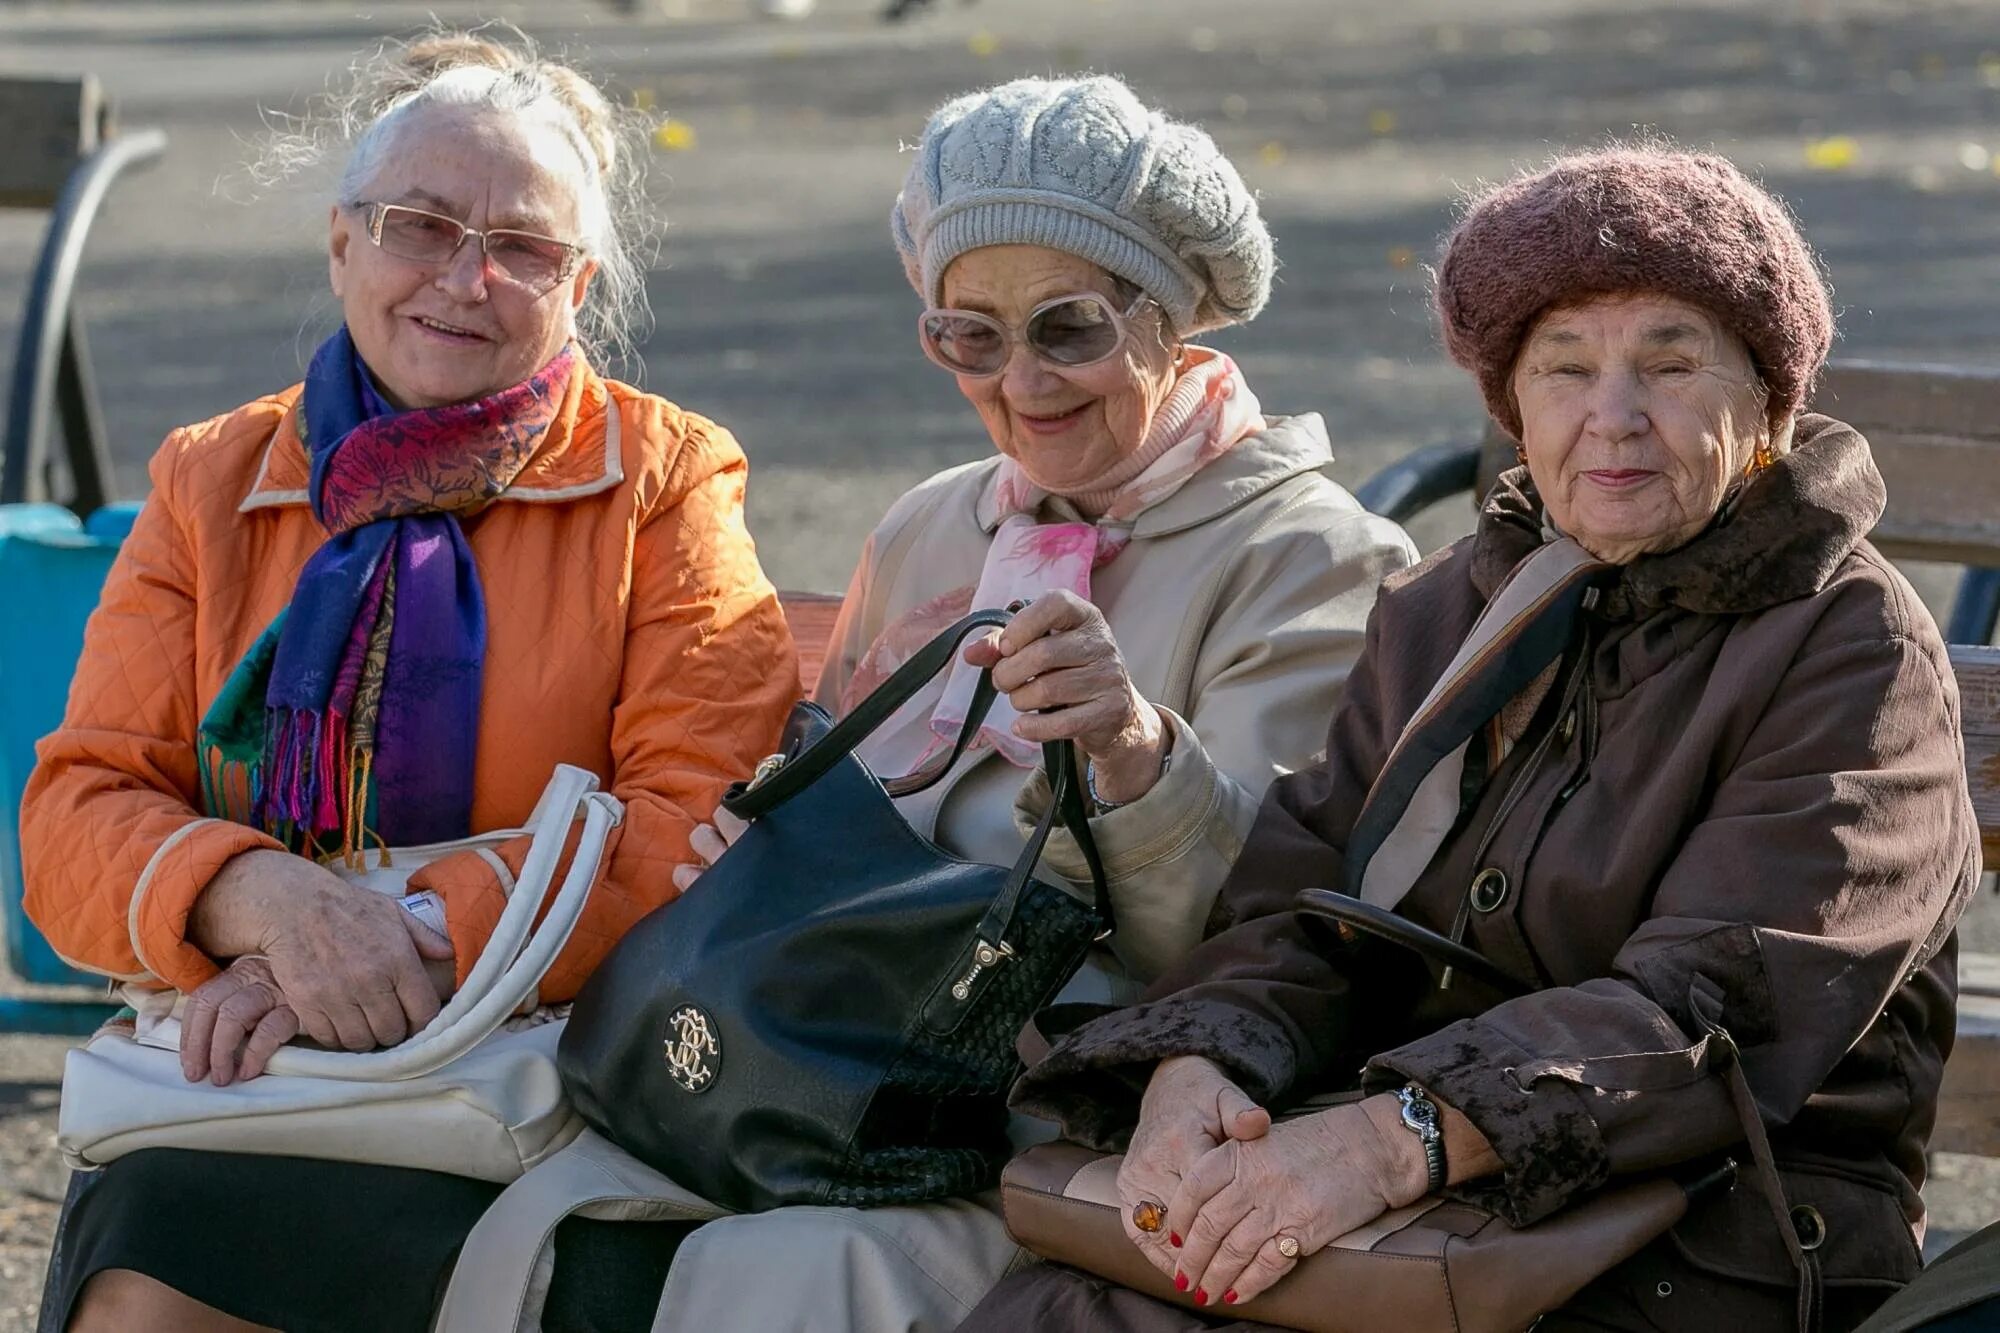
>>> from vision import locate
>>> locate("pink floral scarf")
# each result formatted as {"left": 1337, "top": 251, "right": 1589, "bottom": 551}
{"left": 845, "top": 347, "right": 1264, "bottom": 770}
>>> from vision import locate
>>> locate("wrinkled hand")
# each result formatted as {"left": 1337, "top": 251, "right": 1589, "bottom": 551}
{"left": 961, "top": 590, "right": 1169, "bottom": 803}
{"left": 1117, "top": 1056, "right": 1273, "bottom": 1282}
{"left": 191, "top": 850, "right": 456, "bottom": 1053}
{"left": 180, "top": 954, "right": 297, "bottom": 1086}
{"left": 1168, "top": 1097, "right": 1416, "bottom": 1309}
{"left": 671, "top": 805, "right": 749, "bottom": 892}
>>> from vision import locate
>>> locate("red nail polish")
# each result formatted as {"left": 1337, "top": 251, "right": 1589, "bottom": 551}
{"left": 1169, "top": 1233, "right": 1182, "bottom": 1248}
{"left": 1173, "top": 1272, "right": 1189, "bottom": 1292}
{"left": 1195, "top": 1290, "right": 1210, "bottom": 1307}
{"left": 1225, "top": 1290, "right": 1239, "bottom": 1305}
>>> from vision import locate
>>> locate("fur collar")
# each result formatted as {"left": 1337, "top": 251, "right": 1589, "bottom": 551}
{"left": 1470, "top": 413, "right": 1887, "bottom": 617}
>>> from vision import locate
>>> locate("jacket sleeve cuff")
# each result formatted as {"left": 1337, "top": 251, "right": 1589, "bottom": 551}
{"left": 1009, "top": 995, "right": 1299, "bottom": 1150}
{"left": 131, "top": 819, "right": 287, "bottom": 992}
{"left": 407, "top": 840, "right": 520, "bottom": 992}
{"left": 1365, "top": 1018, "right": 1610, "bottom": 1226}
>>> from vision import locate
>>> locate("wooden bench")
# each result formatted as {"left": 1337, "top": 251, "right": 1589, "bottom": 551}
{"left": 779, "top": 590, "right": 843, "bottom": 696}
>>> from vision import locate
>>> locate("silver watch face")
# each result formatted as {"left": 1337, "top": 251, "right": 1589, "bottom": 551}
{"left": 1399, "top": 1087, "right": 1441, "bottom": 1138}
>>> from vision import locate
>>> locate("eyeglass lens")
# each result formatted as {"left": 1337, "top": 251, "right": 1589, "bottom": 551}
{"left": 374, "top": 206, "right": 571, "bottom": 289}
{"left": 921, "top": 295, "right": 1124, "bottom": 374}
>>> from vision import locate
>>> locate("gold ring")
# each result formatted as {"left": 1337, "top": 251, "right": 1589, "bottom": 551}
{"left": 1131, "top": 1199, "right": 1167, "bottom": 1234}
{"left": 1276, "top": 1235, "right": 1301, "bottom": 1259}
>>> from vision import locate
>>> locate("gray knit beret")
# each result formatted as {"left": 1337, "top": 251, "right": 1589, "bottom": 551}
{"left": 892, "top": 76, "right": 1273, "bottom": 335}
{"left": 1436, "top": 145, "right": 1834, "bottom": 439}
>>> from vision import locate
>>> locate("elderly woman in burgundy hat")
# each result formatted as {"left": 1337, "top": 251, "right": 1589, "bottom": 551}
{"left": 960, "top": 144, "right": 1980, "bottom": 1332}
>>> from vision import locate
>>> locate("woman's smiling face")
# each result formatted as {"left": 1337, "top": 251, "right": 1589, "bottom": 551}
{"left": 1511, "top": 292, "right": 1774, "bottom": 564}
{"left": 940, "top": 245, "right": 1178, "bottom": 501}
{"left": 328, "top": 103, "right": 597, "bottom": 408}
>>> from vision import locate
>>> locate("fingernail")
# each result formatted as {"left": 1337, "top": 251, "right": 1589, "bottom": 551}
{"left": 1195, "top": 1290, "right": 1209, "bottom": 1307}
{"left": 1169, "top": 1233, "right": 1182, "bottom": 1248}
{"left": 1173, "top": 1272, "right": 1188, "bottom": 1292}
{"left": 1225, "top": 1290, "right": 1239, "bottom": 1305}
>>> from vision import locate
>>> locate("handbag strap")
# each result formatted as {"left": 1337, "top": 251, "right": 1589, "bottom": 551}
{"left": 977, "top": 738, "right": 1112, "bottom": 943}
{"left": 725, "top": 608, "right": 1014, "bottom": 820}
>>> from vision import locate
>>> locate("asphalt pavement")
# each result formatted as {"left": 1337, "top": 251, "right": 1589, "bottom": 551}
{"left": 1, "top": 0, "right": 1997, "bottom": 1325}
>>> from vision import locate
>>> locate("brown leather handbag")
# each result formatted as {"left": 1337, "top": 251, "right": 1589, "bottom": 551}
{"left": 1001, "top": 1138, "right": 1708, "bottom": 1333}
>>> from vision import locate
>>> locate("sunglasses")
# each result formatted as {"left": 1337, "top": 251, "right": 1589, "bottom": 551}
{"left": 355, "top": 201, "right": 585, "bottom": 293}
{"left": 917, "top": 290, "right": 1152, "bottom": 377}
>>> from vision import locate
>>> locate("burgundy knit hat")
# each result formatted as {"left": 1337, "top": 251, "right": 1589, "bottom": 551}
{"left": 1435, "top": 145, "right": 1834, "bottom": 440}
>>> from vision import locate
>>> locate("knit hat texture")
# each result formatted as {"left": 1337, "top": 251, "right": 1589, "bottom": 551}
{"left": 1436, "top": 145, "right": 1834, "bottom": 439}
{"left": 892, "top": 76, "right": 1273, "bottom": 335}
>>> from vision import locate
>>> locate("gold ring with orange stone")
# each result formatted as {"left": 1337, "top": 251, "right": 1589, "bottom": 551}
{"left": 1131, "top": 1199, "right": 1168, "bottom": 1234}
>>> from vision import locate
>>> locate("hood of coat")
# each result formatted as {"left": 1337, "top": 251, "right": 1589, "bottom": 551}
{"left": 972, "top": 412, "right": 1338, "bottom": 539}
{"left": 1470, "top": 412, "right": 1888, "bottom": 617}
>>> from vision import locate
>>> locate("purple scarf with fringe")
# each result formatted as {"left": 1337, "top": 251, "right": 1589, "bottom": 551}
{"left": 197, "top": 327, "right": 575, "bottom": 857}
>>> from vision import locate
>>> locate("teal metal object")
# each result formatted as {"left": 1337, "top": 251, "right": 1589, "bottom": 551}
{"left": 0, "top": 501, "right": 139, "bottom": 1028}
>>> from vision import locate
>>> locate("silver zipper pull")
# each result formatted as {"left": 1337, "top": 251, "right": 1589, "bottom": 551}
{"left": 951, "top": 938, "right": 1016, "bottom": 1001}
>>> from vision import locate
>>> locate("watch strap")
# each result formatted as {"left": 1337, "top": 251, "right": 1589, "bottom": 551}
{"left": 1396, "top": 1084, "right": 1448, "bottom": 1194}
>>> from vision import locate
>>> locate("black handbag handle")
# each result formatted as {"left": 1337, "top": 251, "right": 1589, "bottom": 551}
{"left": 979, "top": 736, "right": 1112, "bottom": 940}
{"left": 723, "top": 609, "right": 1113, "bottom": 938}
{"left": 1294, "top": 888, "right": 1531, "bottom": 997}
{"left": 725, "top": 609, "right": 1014, "bottom": 820}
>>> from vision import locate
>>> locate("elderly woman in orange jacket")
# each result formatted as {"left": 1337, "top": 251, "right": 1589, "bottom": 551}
{"left": 22, "top": 31, "right": 796, "bottom": 1333}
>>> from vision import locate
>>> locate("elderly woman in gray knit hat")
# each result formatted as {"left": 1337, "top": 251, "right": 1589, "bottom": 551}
{"left": 439, "top": 74, "right": 1413, "bottom": 1333}
{"left": 959, "top": 143, "right": 1978, "bottom": 1332}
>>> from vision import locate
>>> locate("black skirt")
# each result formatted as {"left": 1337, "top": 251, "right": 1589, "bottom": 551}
{"left": 45, "top": 1149, "right": 696, "bottom": 1333}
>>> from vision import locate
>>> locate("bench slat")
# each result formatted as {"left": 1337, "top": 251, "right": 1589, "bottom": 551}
{"left": 778, "top": 590, "right": 844, "bottom": 697}
{"left": 1949, "top": 644, "right": 2000, "bottom": 866}
{"left": 1815, "top": 362, "right": 2000, "bottom": 569}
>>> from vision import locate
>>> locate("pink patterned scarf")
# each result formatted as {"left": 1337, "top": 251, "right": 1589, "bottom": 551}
{"left": 845, "top": 348, "right": 1264, "bottom": 770}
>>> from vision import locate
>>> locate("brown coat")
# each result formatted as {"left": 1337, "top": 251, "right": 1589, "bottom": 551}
{"left": 1010, "top": 415, "right": 1981, "bottom": 1323}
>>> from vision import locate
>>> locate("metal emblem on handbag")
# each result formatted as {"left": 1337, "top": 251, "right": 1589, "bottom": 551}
{"left": 559, "top": 608, "right": 1113, "bottom": 1213}
{"left": 663, "top": 1005, "right": 721, "bottom": 1093}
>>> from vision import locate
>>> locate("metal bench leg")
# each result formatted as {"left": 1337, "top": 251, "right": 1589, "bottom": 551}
{"left": 53, "top": 309, "right": 111, "bottom": 517}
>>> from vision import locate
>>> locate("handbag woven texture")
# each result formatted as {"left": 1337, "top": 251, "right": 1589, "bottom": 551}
{"left": 560, "top": 609, "right": 1113, "bottom": 1212}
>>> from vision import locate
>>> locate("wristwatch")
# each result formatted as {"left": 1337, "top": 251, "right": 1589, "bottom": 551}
{"left": 1395, "top": 1084, "right": 1447, "bottom": 1194}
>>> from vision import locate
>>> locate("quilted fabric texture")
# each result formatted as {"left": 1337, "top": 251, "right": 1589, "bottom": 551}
{"left": 20, "top": 366, "right": 799, "bottom": 1001}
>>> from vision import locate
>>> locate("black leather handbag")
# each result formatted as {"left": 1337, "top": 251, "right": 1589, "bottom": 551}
{"left": 558, "top": 608, "right": 1112, "bottom": 1213}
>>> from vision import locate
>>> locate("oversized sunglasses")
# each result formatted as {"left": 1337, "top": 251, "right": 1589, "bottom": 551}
{"left": 917, "top": 290, "right": 1152, "bottom": 377}
{"left": 355, "top": 201, "right": 585, "bottom": 293}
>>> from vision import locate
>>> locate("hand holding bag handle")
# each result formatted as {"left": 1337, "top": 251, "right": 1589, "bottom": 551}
{"left": 255, "top": 765, "right": 621, "bottom": 1081}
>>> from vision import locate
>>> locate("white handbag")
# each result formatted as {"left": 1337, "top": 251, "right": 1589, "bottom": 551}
{"left": 57, "top": 763, "right": 622, "bottom": 1184}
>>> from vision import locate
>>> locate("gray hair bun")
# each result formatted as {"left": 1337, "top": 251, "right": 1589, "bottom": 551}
{"left": 892, "top": 76, "right": 1274, "bottom": 335}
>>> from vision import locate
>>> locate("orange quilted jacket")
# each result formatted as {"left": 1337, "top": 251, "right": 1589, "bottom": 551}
{"left": 21, "top": 364, "right": 798, "bottom": 1001}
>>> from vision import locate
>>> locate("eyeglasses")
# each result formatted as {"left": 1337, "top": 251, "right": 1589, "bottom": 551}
{"left": 916, "top": 290, "right": 1152, "bottom": 377}
{"left": 354, "top": 201, "right": 585, "bottom": 293}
